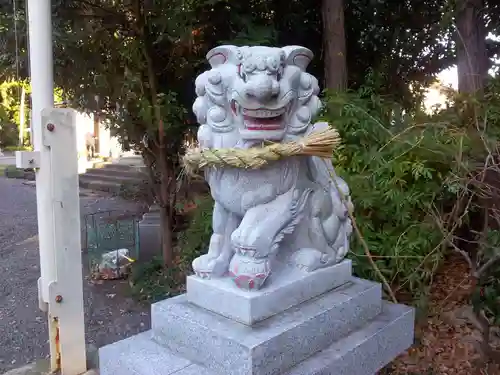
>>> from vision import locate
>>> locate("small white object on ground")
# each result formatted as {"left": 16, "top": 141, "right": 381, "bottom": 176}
{"left": 96, "top": 248, "right": 133, "bottom": 280}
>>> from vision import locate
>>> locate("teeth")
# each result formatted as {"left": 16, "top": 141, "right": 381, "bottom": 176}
{"left": 242, "top": 108, "right": 285, "bottom": 118}
{"left": 246, "top": 124, "right": 282, "bottom": 129}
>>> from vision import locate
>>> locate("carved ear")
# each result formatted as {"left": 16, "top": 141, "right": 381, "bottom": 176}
{"left": 282, "top": 46, "right": 314, "bottom": 70}
{"left": 206, "top": 45, "right": 238, "bottom": 68}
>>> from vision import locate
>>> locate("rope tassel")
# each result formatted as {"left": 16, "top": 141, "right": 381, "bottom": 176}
{"left": 182, "top": 128, "right": 341, "bottom": 174}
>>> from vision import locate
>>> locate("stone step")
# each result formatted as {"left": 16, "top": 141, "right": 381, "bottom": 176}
{"left": 285, "top": 302, "right": 414, "bottom": 375}
{"left": 79, "top": 177, "right": 122, "bottom": 194}
{"left": 85, "top": 167, "right": 148, "bottom": 179}
{"left": 141, "top": 210, "right": 160, "bottom": 222}
{"left": 93, "top": 161, "right": 146, "bottom": 172}
{"left": 81, "top": 172, "right": 147, "bottom": 184}
{"left": 152, "top": 278, "right": 382, "bottom": 375}
{"left": 99, "top": 302, "right": 414, "bottom": 375}
{"left": 99, "top": 331, "right": 191, "bottom": 375}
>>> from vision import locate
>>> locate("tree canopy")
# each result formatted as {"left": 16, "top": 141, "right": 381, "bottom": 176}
{"left": 2, "top": 0, "right": 499, "bottom": 114}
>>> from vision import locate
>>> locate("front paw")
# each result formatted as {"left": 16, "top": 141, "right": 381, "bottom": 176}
{"left": 228, "top": 253, "right": 271, "bottom": 290}
{"left": 192, "top": 253, "right": 230, "bottom": 278}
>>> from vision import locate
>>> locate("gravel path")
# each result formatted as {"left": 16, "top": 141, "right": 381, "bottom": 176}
{"left": 0, "top": 177, "right": 151, "bottom": 373}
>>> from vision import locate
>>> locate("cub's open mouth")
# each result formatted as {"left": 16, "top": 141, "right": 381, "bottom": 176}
{"left": 243, "top": 108, "right": 285, "bottom": 131}
{"left": 231, "top": 101, "right": 287, "bottom": 131}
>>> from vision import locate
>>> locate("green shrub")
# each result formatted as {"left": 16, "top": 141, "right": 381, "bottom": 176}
{"left": 2, "top": 165, "right": 35, "bottom": 179}
{"left": 0, "top": 123, "right": 19, "bottom": 148}
{"left": 177, "top": 195, "right": 214, "bottom": 271}
{"left": 322, "top": 88, "right": 477, "bottom": 305}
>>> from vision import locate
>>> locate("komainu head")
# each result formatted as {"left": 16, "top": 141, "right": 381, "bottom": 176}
{"left": 193, "top": 45, "right": 323, "bottom": 141}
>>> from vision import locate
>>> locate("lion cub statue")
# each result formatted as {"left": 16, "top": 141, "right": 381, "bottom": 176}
{"left": 191, "top": 45, "right": 353, "bottom": 290}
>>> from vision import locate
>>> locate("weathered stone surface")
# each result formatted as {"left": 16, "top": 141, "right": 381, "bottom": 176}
{"left": 285, "top": 302, "right": 414, "bottom": 375}
{"left": 1, "top": 360, "right": 49, "bottom": 375}
{"left": 138, "top": 223, "right": 161, "bottom": 262}
{"left": 138, "top": 205, "right": 162, "bottom": 262}
{"left": 99, "top": 331, "right": 191, "bottom": 375}
{"left": 153, "top": 278, "right": 381, "bottom": 375}
{"left": 187, "top": 259, "right": 352, "bottom": 325}
{"left": 99, "top": 302, "right": 414, "bottom": 375}
{"left": 1, "top": 359, "right": 98, "bottom": 375}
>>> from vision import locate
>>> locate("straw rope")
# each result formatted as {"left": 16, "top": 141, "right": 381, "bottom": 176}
{"left": 182, "top": 128, "right": 341, "bottom": 174}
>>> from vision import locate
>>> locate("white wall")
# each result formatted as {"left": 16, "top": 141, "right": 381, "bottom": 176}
{"left": 74, "top": 112, "right": 123, "bottom": 172}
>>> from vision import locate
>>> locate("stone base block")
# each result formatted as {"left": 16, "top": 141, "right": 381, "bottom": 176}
{"left": 187, "top": 259, "right": 352, "bottom": 325}
{"left": 99, "top": 302, "right": 414, "bottom": 375}
{"left": 138, "top": 223, "right": 161, "bottom": 261}
{"left": 153, "top": 278, "right": 381, "bottom": 375}
{"left": 138, "top": 209, "right": 161, "bottom": 262}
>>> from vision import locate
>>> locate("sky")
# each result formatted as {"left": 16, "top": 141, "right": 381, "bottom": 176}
{"left": 437, "top": 33, "right": 499, "bottom": 89}
{"left": 437, "top": 66, "right": 458, "bottom": 89}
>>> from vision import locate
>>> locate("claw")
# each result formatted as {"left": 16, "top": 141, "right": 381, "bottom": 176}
{"left": 194, "top": 270, "right": 211, "bottom": 279}
{"left": 234, "top": 246, "right": 256, "bottom": 257}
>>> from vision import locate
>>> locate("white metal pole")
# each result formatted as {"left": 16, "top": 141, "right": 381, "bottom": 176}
{"left": 26, "top": 0, "right": 60, "bottom": 371}
{"left": 25, "top": 3, "right": 88, "bottom": 374}
{"left": 27, "top": 0, "right": 55, "bottom": 307}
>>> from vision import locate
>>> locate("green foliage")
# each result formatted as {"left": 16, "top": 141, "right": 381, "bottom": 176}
{"left": 322, "top": 86, "right": 475, "bottom": 303}
{"left": 0, "top": 121, "right": 18, "bottom": 147}
{"left": 0, "top": 164, "right": 12, "bottom": 176}
{"left": 129, "top": 257, "right": 183, "bottom": 302}
{"left": 2, "top": 165, "right": 34, "bottom": 179}
{"left": 0, "top": 80, "right": 30, "bottom": 147}
{"left": 177, "top": 195, "right": 214, "bottom": 270}
{"left": 3, "top": 145, "right": 31, "bottom": 151}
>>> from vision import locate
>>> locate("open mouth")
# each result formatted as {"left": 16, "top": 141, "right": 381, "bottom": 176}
{"left": 231, "top": 101, "right": 287, "bottom": 131}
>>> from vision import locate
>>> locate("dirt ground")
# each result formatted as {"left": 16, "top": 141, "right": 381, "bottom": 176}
{"left": 0, "top": 178, "right": 150, "bottom": 373}
{"left": 388, "top": 254, "right": 500, "bottom": 375}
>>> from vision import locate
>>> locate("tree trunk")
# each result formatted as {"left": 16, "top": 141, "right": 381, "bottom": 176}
{"left": 135, "top": 0, "right": 175, "bottom": 268}
{"left": 456, "top": 0, "right": 488, "bottom": 94}
{"left": 322, "top": 0, "right": 347, "bottom": 91}
{"left": 158, "top": 145, "right": 174, "bottom": 267}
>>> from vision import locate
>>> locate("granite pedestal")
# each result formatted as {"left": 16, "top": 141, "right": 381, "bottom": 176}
{"left": 99, "top": 262, "right": 414, "bottom": 375}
